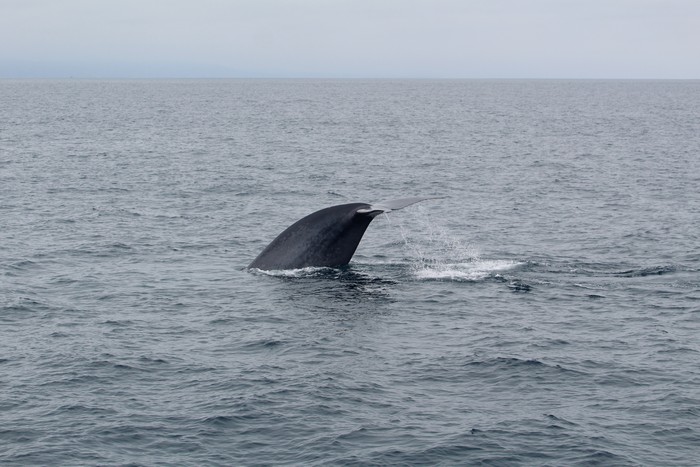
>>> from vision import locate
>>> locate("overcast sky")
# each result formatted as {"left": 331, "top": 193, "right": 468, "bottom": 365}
{"left": 1, "top": 0, "right": 698, "bottom": 78}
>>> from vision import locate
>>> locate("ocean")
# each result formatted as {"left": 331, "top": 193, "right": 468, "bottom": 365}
{"left": 1, "top": 79, "right": 699, "bottom": 465}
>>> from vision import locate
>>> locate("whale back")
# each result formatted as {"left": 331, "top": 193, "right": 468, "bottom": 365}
{"left": 248, "top": 203, "right": 374, "bottom": 270}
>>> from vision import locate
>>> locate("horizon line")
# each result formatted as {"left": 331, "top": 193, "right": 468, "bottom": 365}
{"left": 2, "top": 76, "right": 699, "bottom": 81}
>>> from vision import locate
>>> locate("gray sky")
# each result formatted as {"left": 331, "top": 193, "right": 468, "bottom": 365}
{"left": 1, "top": 0, "right": 698, "bottom": 78}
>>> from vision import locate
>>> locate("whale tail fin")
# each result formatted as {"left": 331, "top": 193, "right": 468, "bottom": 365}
{"left": 249, "top": 196, "right": 445, "bottom": 270}
{"left": 357, "top": 196, "right": 443, "bottom": 215}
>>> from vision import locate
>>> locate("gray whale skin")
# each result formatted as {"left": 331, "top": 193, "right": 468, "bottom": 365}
{"left": 248, "top": 197, "right": 438, "bottom": 270}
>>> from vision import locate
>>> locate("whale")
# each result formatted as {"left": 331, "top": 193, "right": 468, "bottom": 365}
{"left": 248, "top": 197, "right": 439, "bottom": 270}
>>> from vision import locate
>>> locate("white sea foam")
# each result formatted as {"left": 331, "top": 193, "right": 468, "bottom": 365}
{"left": 412, "top": 259, "right": 521, "bottom": 281}
{"left": 249, "top": 266, "right": 334, "bottom": 278}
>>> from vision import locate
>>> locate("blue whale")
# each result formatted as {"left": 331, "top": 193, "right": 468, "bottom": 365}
{"left": 248, "top": 197, "right": 439, "bottom": 270}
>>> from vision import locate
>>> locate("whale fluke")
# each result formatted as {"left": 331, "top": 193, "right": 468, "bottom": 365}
{"left": 357, "top": 196, "right": 443, "bottom": 214}
{"left": 248, "top": 196, "right": 441, "bottom": 270}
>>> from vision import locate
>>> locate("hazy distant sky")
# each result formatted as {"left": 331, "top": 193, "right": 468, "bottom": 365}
{"left": 1, "top": 0, "right": 698, "bottom": 78}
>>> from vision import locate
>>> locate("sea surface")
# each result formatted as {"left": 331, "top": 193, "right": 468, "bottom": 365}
{"left": 1, "top": 79, "right": 699, "bottom": 466}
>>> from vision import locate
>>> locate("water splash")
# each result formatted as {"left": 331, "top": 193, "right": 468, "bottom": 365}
{"left": 385, "top": 207, "right": 521, "bottom": 282}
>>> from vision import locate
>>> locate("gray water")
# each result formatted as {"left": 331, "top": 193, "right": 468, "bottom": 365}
{"left": 1, "top": 79, "right": 699, "bottom": 466}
